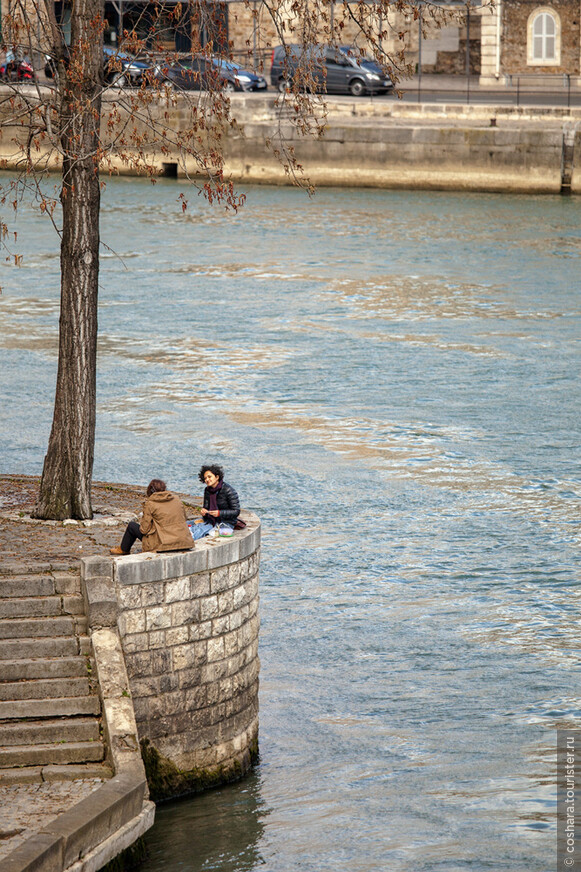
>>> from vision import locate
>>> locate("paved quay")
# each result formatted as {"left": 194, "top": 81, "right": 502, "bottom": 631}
{"left": 0, "top": 780, "right": 105, "bottom": 862}
{"left": 0, "top": 474, "right": 199, "bottom": 869}
{"left": 0, "top": 474, "right": 191, "bottom": 563}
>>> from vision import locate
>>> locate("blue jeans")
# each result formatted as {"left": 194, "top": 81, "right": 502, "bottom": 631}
{"left": 189, "top": 521, "right": 234, "bottom": 540}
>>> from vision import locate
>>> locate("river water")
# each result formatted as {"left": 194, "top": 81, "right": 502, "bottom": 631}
{"left": 1, "top": 177, "right": 580, "bottom": 872}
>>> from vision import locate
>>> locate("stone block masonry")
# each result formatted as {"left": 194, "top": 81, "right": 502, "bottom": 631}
{"left": 2, "top": 88, "right": 580, "bottom": 194}
{"left": 82, "top": 514, "right": 261, "bottom": 797}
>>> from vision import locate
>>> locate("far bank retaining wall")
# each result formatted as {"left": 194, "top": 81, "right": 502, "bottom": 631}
{"left": 0, "top": 88, "right": 579, "bottom": 193}
{"left": 82, "top": 513, "right": 260, "bottom": 797}
{"left": 219, "top": 96, "right": 581, "bottom": 193}
{"left": 225, "top": 115, "right": 568, "bottom": 193}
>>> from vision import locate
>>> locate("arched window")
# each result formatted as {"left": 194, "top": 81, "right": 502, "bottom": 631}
{"left": 528, "top": 9, "right": 560, "bottom": 66}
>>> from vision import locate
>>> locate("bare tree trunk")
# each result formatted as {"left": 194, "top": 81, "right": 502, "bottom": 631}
{"left": 33, "top": 0, "right": 103, "bottom": 520}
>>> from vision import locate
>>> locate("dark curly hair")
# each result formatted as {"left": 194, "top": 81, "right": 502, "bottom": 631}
{"left": 198, "top": 464, "right": 224, "bottom": 484}
{"left": 146, "top": 479, "right": 167, "bottom": 497}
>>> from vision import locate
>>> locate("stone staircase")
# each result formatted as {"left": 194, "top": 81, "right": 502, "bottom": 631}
{"left": 0, "top": 568, "right": 111, "bottom": 782}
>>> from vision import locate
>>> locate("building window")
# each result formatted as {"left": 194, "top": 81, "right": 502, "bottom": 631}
{"left": 528, "top": 9, "right": 561, "bottom": 66}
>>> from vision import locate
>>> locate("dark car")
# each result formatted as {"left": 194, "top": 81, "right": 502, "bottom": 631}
{"left": 44, "top": 46, "right": 69, "bottom": 80}
{"left": 270, "top": 43, "right": 392, "bottom": 97}
{"left": 154, "top": 55, "right": 222, "bottom": 92}
{"left": 211, "top": 58, "right": 267, "bottom": 92}
{"left": 155, "top": 55, "right": 265, "bottom": 93}
{"left": 44, "top": 46, "right": 152, "bottom": 87}
{"left": 102, "top": 46, "right": 152, "bottom": 86}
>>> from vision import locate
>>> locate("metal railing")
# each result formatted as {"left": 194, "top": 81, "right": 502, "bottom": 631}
{"left": 407, "top": 72, "right": 579, "bottom": 108}
{"left": 505, "top": 73, "right": 572, "bottom": 108}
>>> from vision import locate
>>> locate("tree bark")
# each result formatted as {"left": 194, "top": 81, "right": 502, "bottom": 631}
{"left": 33, "top": 0, "right": 104, "bottom": 520}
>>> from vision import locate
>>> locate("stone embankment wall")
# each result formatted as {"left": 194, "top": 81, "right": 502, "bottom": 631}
{"left": 221, "top": 97, "right": 581, "bottom": 194}
{"left": 82, "top": 514, "right": 260, "bottom": 799}
{"left": 0, "top": 88, "right": 579, "bottom": 193}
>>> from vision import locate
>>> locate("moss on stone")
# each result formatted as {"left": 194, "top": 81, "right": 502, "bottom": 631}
{"left": 249, "top": 735, "right": 259, "bottom": 763}
{"left": 140, "top": 738, "right": 258, "bottom": 803}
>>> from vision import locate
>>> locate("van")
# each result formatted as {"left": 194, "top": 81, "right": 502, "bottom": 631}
{"left": 270, "top": 44, "right": 393, "bottom": 97}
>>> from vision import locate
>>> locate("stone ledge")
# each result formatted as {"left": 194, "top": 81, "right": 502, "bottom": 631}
{"left": 66, "top": 801, "right": 155, "bottom": 872}
{"left": 0, "top": 773, "right": 147, "bottom": 872}
{"left": 0, "top": 832, "right": 62, "bottom": 872}
{"left": 82, "top": 577, "right": 118, "bottom": 629}
{"left": 86, "top": 625, "right": 147, "bottom": 783}
{"left": 108, "top": 513, "right": 260, "bottom": 586}
{"left": 46, "top": 773, "right": 146, "bottom": 868}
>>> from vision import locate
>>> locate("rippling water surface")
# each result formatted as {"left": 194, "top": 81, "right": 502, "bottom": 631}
{"left": 2, "top": 177, "right": 581, "bottom": 871}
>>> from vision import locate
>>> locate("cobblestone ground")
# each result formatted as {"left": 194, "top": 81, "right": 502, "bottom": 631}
{"left": 0, "top": 474, "right": 201, "bottom": 562}
{"left": 0, "top": 780, "right": 106, "bottom": 860}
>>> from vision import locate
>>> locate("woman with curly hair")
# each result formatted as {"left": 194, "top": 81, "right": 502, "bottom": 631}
{"left": 189, "top": 464, "right": 240, "bottom": 540}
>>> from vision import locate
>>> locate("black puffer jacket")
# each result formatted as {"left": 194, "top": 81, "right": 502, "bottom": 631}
{"left": 203, "top": 481, "right": 240, "bottom": 526}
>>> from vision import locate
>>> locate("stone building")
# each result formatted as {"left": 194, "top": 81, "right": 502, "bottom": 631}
{"left": 7, "top": 0, "right": 580, "bottom": 87}
{"left": 405, "top": 5, "right": 481, "bottom": 76}
{"left": 480, "top": 0, "right": 581, "bottom": 84}
{"left": 13, "top": 0, "right": 481, "bottom": 79}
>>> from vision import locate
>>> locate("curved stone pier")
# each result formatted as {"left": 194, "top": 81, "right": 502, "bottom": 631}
{"left": 0, "top": 477, "right": 260, "bottom": 867}
{"left": 82, "top": 513, "right": 261, "bottom": 799}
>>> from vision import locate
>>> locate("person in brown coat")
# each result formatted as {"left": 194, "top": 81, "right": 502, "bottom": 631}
{"left": 110, "top": 479, "right": 193, "bottom": 555}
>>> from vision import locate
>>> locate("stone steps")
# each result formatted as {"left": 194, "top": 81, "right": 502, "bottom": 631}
{"left": 0, "top": 575, "right": 59, "bottom": 598}
{"left": 0, "top": 595, "right": 70, "bottom": 619}
{"left": 0, "top": 615, "right": 76, "bottom": 639}
{"left": 0, "top": 636, "right": 79, "bottom": 659}
{"left": 0, "top": 695, "right": 101, "bottom": 720}
{"left": 0, "top": 716, "right": 100, "bottom": 746}
{"left": 0, "top": 675, "right": 91, "bottom": 701}
{"left": 0, "top": 740, "right": 104, "bottom": 768}
{"left": 0, "top": 568, "right": 109, "bottom": 780}
{"left": 1, "top": 655, "right": 88, "bottom": 681}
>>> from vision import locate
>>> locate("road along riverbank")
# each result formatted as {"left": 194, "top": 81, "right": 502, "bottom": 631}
{"left": 0, "top": 87, "right": 579, "bottom": 194}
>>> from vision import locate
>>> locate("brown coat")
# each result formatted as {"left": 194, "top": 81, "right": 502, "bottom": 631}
{"left": 139, "top": 491, "right": 193, "bottom": 553}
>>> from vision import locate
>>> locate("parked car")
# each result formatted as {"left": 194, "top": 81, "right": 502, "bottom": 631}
{"left": 211, "top": 58, "right": 267, "bottom": 92}
{"left": 102, "top": 47, "right": 153, "bottom": 87}
{"left": 154, "top": 55, "right": 218, "bottom": 91}
{"left": 0, "top": 54, "right": 34, "bottom": 83}
{"left": 270, "top": 44, "right": 392, "bottom": 97}
{"left": 44, "top": 46, "right": 152, "bottom": 87}
{"left": 156, "top": 54, "right": 262, "bottom": 93}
